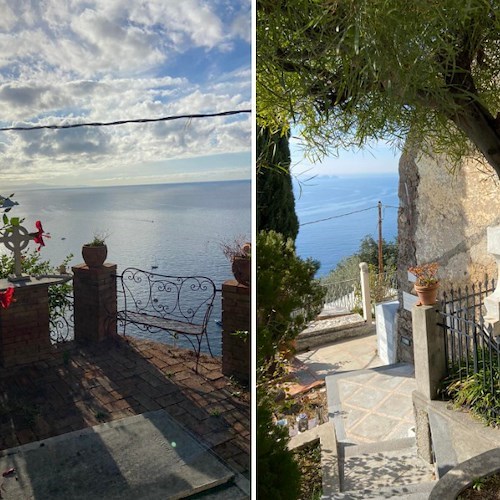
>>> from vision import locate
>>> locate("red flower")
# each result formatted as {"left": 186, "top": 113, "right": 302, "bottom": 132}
{"left": 0, "top": 287, "right": 14, "bottom": 308}
{"left": 33, "top": 220, "right": 50, "bottom": 251}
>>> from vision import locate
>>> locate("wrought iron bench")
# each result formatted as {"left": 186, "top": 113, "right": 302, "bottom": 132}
{"left": 115, "top": 267, "right": 217, "bottom": 372}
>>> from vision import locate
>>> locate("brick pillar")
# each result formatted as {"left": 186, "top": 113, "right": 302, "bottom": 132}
{"left": 222, "top": 279, "right": 250, "bottom": 384}
{"left": 72, "top": 263, "right": 117, "bottom": 343}
{"left": 0, "top": 279, "right": 55, "bottom": 367}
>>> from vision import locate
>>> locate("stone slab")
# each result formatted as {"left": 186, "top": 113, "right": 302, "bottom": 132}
{"left": 0, "top": 410, "right": 234, "bottom": 500}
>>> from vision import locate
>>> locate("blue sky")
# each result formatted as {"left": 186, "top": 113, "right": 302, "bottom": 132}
{"left": 0, "top": 0, "right": 251, "bottom": 188}
{"left": 289, "top": 138, "right": 400, "bottom": 180}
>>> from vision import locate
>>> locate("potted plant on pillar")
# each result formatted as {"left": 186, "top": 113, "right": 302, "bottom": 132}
{"left": 221, "top": 237, "right": 251, "bottom": 287}
{"left": 409, "top": 262, "right": 440, "bottom": 305}
{"left": 82, "top": 232, "right": 108, "bottom": 268}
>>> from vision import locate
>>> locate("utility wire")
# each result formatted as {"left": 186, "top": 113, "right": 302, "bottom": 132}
{"left": 300, "top": 203, "right": 398, "bottom": 227}
{"left": 0, "top": 109, "right": 251, "bottom": 132}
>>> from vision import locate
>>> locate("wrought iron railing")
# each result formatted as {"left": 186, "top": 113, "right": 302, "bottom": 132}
{"left": 48, "top": 280, "right": 74, "bottom": 344}
{"left": 438, "top": 280, "right": 499, "bottom": 396}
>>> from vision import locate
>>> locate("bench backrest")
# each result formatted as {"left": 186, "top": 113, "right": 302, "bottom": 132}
{"left": 117, "top": 267, "right": 217, "bottom": 329}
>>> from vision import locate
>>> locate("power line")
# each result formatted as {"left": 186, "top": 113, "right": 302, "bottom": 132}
{"left": 299, "top": 203, "right": 398, "bottom": 227}
{"left": 0, "top": 109, "right": 251, "bottom": 132}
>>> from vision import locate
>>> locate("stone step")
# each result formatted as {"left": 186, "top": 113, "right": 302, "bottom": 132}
{"left": 340, "top": 442, "right": 435, "bottom": 493}
{"left": 297, "top": 314, "right": 374, "bottom": 351}
{"left": 327, "top": 480, "right": 436, "bottom": 499}
{"left": 342, "top": 437, "right": 416, "bottom": 458}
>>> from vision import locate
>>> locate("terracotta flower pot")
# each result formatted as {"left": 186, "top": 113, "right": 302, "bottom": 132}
{"left": 232, "top": 256, "right": 250, "bottom": 286}
{"left": 82, "top": 244, "right": 107, "bottom": 268}
{"left": 415, "top": 282, "right": 439, "bottom": 305}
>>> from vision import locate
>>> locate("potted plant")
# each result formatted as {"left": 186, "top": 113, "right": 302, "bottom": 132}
{"left": 408, "top": 262, "right": 439, "bottom": 305}
{"left": 221, "top": 237, "right": 251, "bottom": 286}
{"left": 82, "top": 232, "right": 108, "bottom": 268}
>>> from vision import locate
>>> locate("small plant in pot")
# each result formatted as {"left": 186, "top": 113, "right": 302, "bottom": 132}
{"left": 408, "top": 262, "right": 439, "bottom": 305}
{"left": 221, "top": 237, "right": 251, "bottom": 287}
{"left": 82, "top": 232, "right": 108, "bottom": 268}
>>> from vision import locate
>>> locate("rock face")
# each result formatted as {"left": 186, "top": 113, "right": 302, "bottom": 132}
{"left": 397, "top": 147, "right": 500, "bottom": 363}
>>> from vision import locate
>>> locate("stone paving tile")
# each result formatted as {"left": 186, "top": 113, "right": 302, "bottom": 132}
{"left": 0, "top": 337, "right": 250, "bottom": 478}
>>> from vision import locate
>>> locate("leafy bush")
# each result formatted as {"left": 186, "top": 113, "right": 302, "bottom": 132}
{"left": 257, "top": 390, "right": 301, "bottom": 500}
{"left": 257, "top": 230, "right": 325, "bottom": 368}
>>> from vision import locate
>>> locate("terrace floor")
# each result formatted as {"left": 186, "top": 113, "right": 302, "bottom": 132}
{"left": 0, "top": 337, "right": 250, "bottom": 480}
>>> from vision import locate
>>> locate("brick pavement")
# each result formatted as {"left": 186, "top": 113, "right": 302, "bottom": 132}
{"left": 0, "top": 337, "right": 250, "bottom": 478}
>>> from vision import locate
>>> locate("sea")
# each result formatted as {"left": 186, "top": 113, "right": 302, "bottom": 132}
{"left": 293, "top": 174, "right": 399, "bottom": 278}
{"left": 9, "top": 180, "right": 251, "bottom": 356}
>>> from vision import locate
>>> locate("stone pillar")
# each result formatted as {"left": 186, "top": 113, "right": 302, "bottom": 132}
{"left": 359, "top": 262, "right": 371, "bottom": 321}
{"left": 412, "top": 304, "right": 446, "bottom": 400}
{"left": 0, "top": 278, "right": 61, "bottom": 367}
{"left": 484, "top": 225, "right": 500, "bottom": 337}
{"left": 72, "top": 263, "right": 117, "bottom": 343}
{"left": 221, "top": 279, "right": 250, "bottom": 384}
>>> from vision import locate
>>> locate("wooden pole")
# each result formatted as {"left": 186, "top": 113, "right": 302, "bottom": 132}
{"left": 378, "top": 201, "right": 383, "bottom": 275}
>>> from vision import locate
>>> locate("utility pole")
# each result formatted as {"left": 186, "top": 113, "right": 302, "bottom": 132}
{"left": 378, "top": 201, "right": 383, "bottom": 275}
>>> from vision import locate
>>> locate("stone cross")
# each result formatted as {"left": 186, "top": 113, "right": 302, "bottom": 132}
{"left": 0, "top": 224, "right": 36, "bottom": 281}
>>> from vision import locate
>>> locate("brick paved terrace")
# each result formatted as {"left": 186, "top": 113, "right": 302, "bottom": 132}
{"left": 0, "top": 337, "right": 250, "bottom": 479}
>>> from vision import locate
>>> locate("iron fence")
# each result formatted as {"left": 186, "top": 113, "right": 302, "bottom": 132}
{"left": 48, "top": 278, "right": 74, "bottom": 344}
{"left": 438, "top": 279, "right": 500, "bottom": 398}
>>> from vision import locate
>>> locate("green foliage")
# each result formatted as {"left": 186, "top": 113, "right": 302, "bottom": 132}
{"left": 257, "top": 230, "right": 325, "bottom": 368}
{"left": 257, "top": 126, "right": 299, "bottom": 242}
{"left": 257, "top": 390, "right": 301, "bottom": 500}
{"left": 323, "top": 235, "right": 397, "bottom": 284}
{"left": 257, "top": 0, "right": 500, "bottom": 174}
{"left": 444, "top": 347, "right": 500, "bottom": 427}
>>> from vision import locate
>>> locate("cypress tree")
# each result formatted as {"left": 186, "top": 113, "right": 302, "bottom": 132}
{"left": 257, "top": 126, "right": 299, "bottom": 242}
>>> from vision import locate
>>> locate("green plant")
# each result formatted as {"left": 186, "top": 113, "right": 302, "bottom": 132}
{"left": 444, "top": 356, "right": 500, "bottom": 427}
{"left": 257, "top": 390, "right": 301, "bottom": 500}
{"left": 86, "top": 231, "right": 108, "bottom": 247}
{"left": 257, "top": 230, "right": 325, "bottom": 371}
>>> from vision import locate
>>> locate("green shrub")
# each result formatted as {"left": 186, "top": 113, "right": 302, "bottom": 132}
{"left": 257, "top": 230, "right": 325, "bottom": 369}
{"left": 444, "top": 348, "right": 500, "bottom": 427}
{"left": 257, "top": 391, "right": 301, "bottom": 500}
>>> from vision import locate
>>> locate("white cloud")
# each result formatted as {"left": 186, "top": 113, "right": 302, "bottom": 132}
{"left": 0, "top": 0, "right": 251, "bottom": 187}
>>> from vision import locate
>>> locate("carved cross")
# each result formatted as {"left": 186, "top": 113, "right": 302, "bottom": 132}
{"left": 0, "top": 225, "right": 36, "bottom": 281}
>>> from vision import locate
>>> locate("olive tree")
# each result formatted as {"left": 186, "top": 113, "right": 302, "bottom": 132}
{"left": 257, "top": 0, "right": 500, "bottom": 177}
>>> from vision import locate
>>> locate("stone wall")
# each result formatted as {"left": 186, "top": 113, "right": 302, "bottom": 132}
{"left": 397, "top": 149, "right": 500, "bottom": 362}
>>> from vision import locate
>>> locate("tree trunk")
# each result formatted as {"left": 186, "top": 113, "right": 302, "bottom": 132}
{"left": 450, "top": 100, "right": 500, "bottom": 179}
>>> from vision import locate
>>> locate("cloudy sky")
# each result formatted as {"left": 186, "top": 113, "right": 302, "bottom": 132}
{"left": 0, "top": 0, "right": 251, "bottom": 189}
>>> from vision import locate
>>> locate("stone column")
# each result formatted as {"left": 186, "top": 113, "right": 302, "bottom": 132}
{"left": 359, "top": 262, "right": 371, "bottom": 321}
{"left": 0, "top": 277, "right": 61, "bottom": 367}
{"left": 221, "top": 279, "right": 250, "bottom": 384}
{"left": 412, "top": 304, "right": 446, "bottom": 400}
{"left": 72, "top": 263, "right": 117, "bottom": 343}
{"left": 484, "top": 226, "right": 500, "bottom": 337}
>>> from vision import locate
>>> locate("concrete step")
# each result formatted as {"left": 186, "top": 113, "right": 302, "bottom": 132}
{"left": 340, "top": 441, "right": 435, "bottom": 493}
{"left": 328, "top": 480, "right": 436, "bottom": 499}
{"left": 297, "top": 314, "right": 375, "bottom": 351}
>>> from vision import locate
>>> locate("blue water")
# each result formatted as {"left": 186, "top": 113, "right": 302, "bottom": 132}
{"left": 9, "top": 180, "right": 251, "bottom": 355}
{"left": 293, "top": 174, "right": 399, "bottom": 277}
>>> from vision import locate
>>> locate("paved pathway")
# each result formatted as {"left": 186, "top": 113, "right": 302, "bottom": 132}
{"left": 293, "top": 330, "right": 436, "bottom": 497}
{"left": 0, "top": 337, "right": 250, "bottom": 480}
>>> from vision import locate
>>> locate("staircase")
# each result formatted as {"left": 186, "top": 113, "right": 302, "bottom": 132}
{"left": 325, "top": 364, "right": 436, "bottom": 499}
